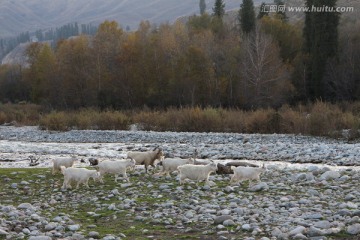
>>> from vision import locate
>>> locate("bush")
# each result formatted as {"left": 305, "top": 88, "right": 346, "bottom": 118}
{"left": 39, "top": 111, "right": 69, "bottom": 131}
{"left": 3, "top": 102, "right": 360, "bottom": 139}
{"left": 0, "top": 103, "right": 42, "bottom": 125}
{"left": 96, "top": 111, "right": 130, "bottom": 130}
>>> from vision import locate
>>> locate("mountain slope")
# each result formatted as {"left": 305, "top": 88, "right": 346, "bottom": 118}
{"left": 0, "top": 0, "right": 269, "bottom": 38}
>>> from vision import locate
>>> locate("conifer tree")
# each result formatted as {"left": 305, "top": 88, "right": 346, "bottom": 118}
{"left": 199, "top": 0, "right": 206, "bottom": 15}
{"left": 239, "top": 0, "right": 256, "bottom": 33}
{"left": 213, "top": 0, "right": 225, "bottom": 18}
{"left": 303, "top": 0, "right": 339, "bottom": 100}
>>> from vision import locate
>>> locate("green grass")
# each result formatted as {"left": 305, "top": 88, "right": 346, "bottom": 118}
{"left": 0, "top": 168, "right": 208, "bottom": 239}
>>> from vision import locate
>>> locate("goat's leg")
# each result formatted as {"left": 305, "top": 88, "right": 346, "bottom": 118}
{"left": 85, "top": 180, "right": 90, "bottom": 188}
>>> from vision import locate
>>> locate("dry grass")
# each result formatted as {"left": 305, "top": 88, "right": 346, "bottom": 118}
{"left": 2, "top": 103, "right": 360, "bottom": 139}
{"left": 0, "top": 103, "right": 42, "bottom": 126}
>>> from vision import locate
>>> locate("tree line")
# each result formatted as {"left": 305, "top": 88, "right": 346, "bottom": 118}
{"left": 0, "top": 0, "right": 359, "bottom": 111}
{"left": 0, "top": 23, "right": 98, "bottom": 61}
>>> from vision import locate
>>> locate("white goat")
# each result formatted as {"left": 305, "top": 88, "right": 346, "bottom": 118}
{"left": 52, "top": 156, "right": 76, "bottom": 174}
{"left": 127, "top": 147, "right": 163, "bottom": 173}
{"left": 98, "top": 158, "right": 136, "bottom": 182}
{"left": 177, "top": 161, "right": 218, "bottom": 185}
{"left": 230, "top": 164, "right": 266, "bottom": 186}
{"left": 160, "top": 158, "right": 194, "bottom": 176}
{"left": 61, "top": 166, "right": 100, "bottom": 189}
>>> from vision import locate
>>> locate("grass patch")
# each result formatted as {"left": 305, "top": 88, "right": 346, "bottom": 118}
{"left": 0, "top": 168, "right": 356, "bottom": 239}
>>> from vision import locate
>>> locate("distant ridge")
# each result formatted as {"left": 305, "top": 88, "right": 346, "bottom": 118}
{"left": 0, "top": 0, "right": 270, "bottom": 38}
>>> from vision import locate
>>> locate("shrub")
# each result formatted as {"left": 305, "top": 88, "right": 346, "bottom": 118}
{"left": 96, "top": 111, "right": 130, "bottom": 130}
{"left": 39, "top": 111, "right": 69, "bottom": 131}
{"left": 0, "top": 111, "right": 7, "bottom": 124}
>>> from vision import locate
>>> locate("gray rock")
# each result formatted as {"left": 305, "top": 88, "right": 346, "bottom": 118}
{"left": 88, "top": 231, "right": 100, "bottom": 238}
{"left": 289, "top": 226, "right": 306, "bottom": 236}
{"left": 304, "top": 213, "right": 323, "bottom": 220}
{"left": 347, "top": 223, "right": 360, "bottom": 235}
{"left": 67, "top": 224, "right": 80, "bottom": 231}
{"left": 120, "top": 183, "right": 132, "bottom": 188}
{"left": 314, "top": 220, "right": 331, "bottom": 229}
{"left": 0, "top": 228, "right": 8, "bottom": 235}
{"left": 18, "top": 203, "right": 34, "bottom": 210}
{"left": 293, "top": 233, "right": 308, "bottom": 239}
{"left": 214, "top": 215, "right": 233, "bottom": 225}
{"left": 242, "top": 224, "right": 252, "bottom": 231}
{"left": 44, "top": 223, "right": 57, "bottom": 231}
{"left": 271, "top": 227, "right": 288, "bottom": 239}
{"left": 72, "top": 233, "right": 85, "bottom": 239}
{"left": 249, "top": 182, "right": 268, "bottom": 192}
{"left": 111, "top": 189, "right": 120, "bottom": 195}
{"left": 338, "top": 209, "right": 352, "bottom": 216}
{"left": 308, "top": 226, "right": 326, "bottom": 237}
{"left": 352, "top": 210, "right": 360, "bottom": 217}
{"left": 320, "top": 171, "right": 340, "bottom": 180}
{"left": 159, "top": 184, "right": 169, "bottom": 190}
{"left": 224, "top": 186, "right": 234, "bottom": 193}
{"left": 223, "top": 219, "right": 236, "bottom": 226}
{"left": 28, "top": 237, "right": 52, "bottom": 240}
{"left": 345, "top": 194, "right": 356, "bottom": 201}
{"left": 294, "top": 173, "right": 307, "bottom": 181}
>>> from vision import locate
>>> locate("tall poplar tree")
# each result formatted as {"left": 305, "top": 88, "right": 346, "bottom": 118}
{"left": 199, "top": 0, "right": 206, "bottom": 15}
{"left": 303, "top": 0, "right": 339, "bottom": 100}
{"left": 239, "top": 0, "right": 256, "bottom": 34}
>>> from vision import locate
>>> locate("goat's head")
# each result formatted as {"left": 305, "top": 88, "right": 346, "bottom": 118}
{"left": 92, "top": 171, "right": 101, "bottom": 181}
{"left": 260, "top": 163, "right": 267, "bottom": 173}
{"left": 128, "top": 158, "right": 136, "bottom": 167}
{"left": 209, "top": 160, "right": 218, "bottom": 171}
{"left": 155, "top": 148, "right": 164, "bottom": 160}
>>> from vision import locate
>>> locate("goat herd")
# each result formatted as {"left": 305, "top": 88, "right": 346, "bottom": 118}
{"left": 52, "top": 147, "right": 266, "bottom": 190}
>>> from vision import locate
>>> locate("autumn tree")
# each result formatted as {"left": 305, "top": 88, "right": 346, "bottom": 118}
{"left": 25, "top": 43, "right": 57, "bottom": 105}
{"left": 240, "top": 26, "right": 292, "bottom": 108}
{"left": 92, "top": 21, "right": 124, "bottom": 108}
{"left": 260, "top": 16, "right": 302, "bottom": 62}
{"left": 56, "top": 35, "right": 95, "bottom": 108}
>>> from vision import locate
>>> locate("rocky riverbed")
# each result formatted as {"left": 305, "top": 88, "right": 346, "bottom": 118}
{"left": 0, "top": 126, "right": 359, "bottom": 239}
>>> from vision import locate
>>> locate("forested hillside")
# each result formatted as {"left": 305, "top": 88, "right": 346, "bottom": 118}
{"left": 0, "top": 0, "right": 359, "bottom": 111}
